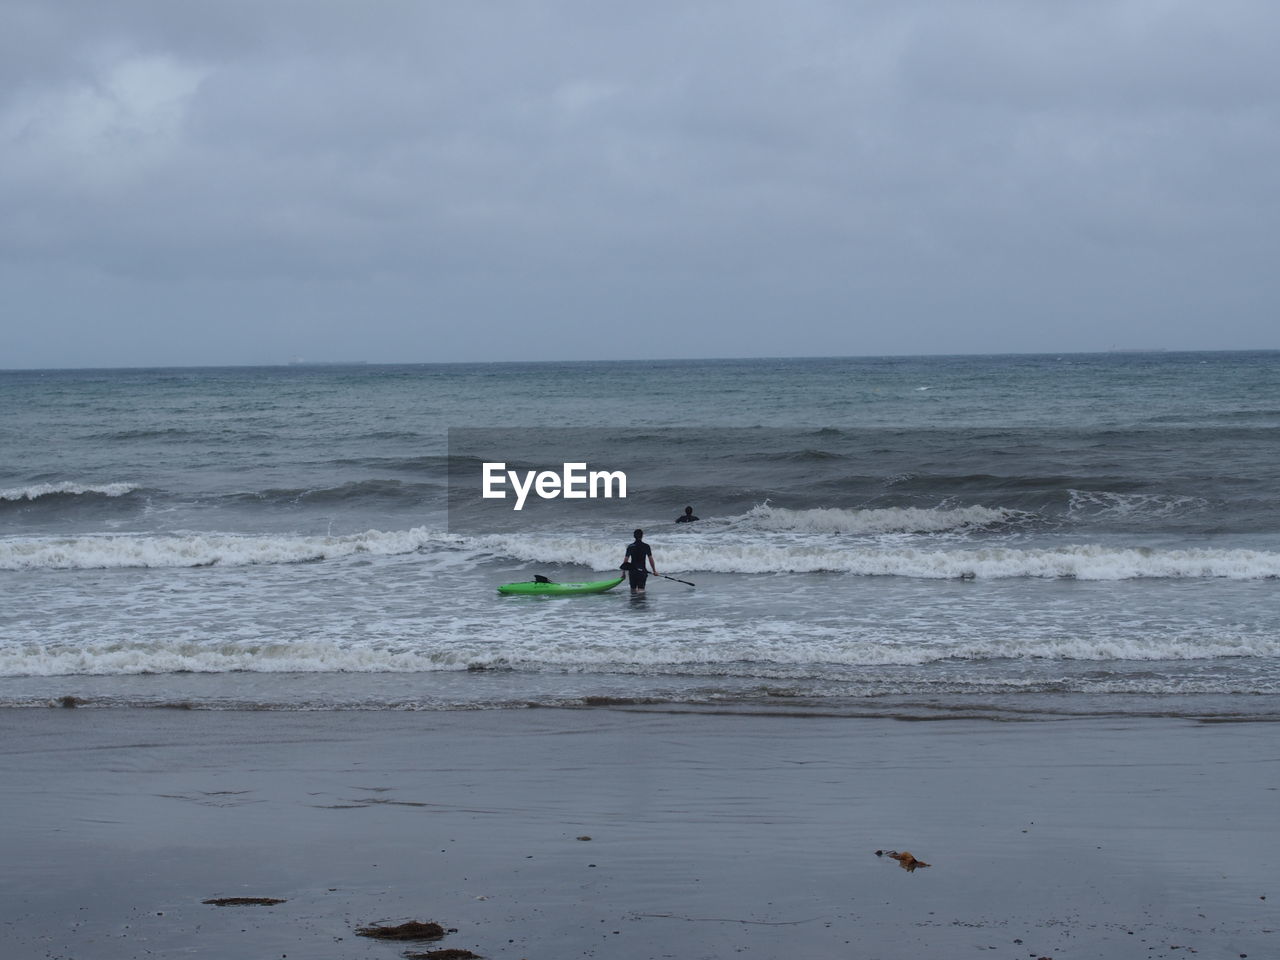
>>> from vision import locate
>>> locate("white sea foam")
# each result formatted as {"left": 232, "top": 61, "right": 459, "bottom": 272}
{"left": 3, "top": 627, "right": 1277, "bottom": 679}
{"left": 475, "top": 533, "right": 1280, "bottom": 580}
{"left": 5, "top": 522, "right": 1279, "bottom": 580}
{"left": 735, "top": 502, "right": 1023, "bottom": 534}
{"left": 0, "top": 481, "right": 139, "bottom": 502}
{"left": 0, "top": 640, "right": 467, "bottom": 677}
{"left": 1067, "top": 489, "right": 1208, "bottom": 519}
{"left": 0, "top": 527, "right": 461, "bottom": 570}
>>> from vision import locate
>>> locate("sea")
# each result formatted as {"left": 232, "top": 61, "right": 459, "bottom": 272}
{"left": 2, "top": 352, "right": 1278, "bottom": 720}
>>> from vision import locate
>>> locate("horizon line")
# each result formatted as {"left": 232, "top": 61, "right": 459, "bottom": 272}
{"left": 4, "top": 346, "right": 1278, "bottom": 374}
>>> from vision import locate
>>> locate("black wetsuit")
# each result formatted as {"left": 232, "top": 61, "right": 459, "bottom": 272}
{"left": 676, "top": 513, "right": 699, "bottom": 523}
{"left": 625, "top": 540, "right": 652, "bottom": 589}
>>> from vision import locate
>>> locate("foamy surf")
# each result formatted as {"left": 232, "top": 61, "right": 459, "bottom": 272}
{"left": 1067, "top": 489, "right": 1209, "bottom": 519}
{"left": 5, "top": 524, "right": 1280, "bottom": 579}
{"left": 734, "top": 502, "right": 1028, "bottom": 534}
{"left": 0, "top": 481, "right": 139, "bottom": 502}
{"left": 0, "top": 527, "right": 462, "bottom": 570}
{"left": 4, "top": 626, "right": 1278, "bottom": 679}
{"left": 477, "top": 533, "right": 1280, "bottom": 580}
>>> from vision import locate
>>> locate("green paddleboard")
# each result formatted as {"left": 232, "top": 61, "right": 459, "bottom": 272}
{"left": 497, "top": 576, "right": 624, "bottom": 596}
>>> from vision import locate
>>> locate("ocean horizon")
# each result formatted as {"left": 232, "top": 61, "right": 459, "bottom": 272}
{"left": 5, "top": 345, "right": 1277, "bottom": 373}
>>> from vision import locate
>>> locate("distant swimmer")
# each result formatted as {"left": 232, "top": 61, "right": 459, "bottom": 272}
{"left": 675, "top": 506, "right": 699, "bottom": 523}
{"left": 621, "top": 528, "right": 658, "bottom": 594}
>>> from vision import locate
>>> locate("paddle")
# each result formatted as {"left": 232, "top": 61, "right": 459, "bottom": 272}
{"left": 651, "top": 572, "right": 695, "bottom": 587}
{"left": 621, "top": 562, "right": 694, "bottom": 587}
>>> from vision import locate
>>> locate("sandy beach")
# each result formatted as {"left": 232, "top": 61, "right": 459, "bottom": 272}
{"left": 1, "top": 706, "right": 1275, "bottom": 960}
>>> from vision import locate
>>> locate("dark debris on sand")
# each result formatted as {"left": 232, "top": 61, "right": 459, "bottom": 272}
{"left": 355, "top": 920, "right": 447, "bottom": 941}
{"left": 202, "top": 897, "right": 287, "bottom": 906}
{"left": 404, "top": 950, "right": 483, "bottom": 960}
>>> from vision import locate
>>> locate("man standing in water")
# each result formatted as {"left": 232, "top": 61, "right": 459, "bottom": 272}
{"left": 622, "top": 528, "right": 658, "bottom": 594}
{"left": 675, "top": 506, "right": 699, "bottom": 523}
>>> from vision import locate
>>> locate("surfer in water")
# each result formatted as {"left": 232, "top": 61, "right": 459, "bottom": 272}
{"left": 675, "top": 506, "right": 699, "bottom": 523}
{"left": 622, "top": 529, "right": 658, "bottom": 594}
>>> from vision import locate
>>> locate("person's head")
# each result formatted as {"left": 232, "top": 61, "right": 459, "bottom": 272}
{"left": 684, "top": 506, "right": 694, "bottom": 516}
{"left": 633, "top": 528, "right": 644, "bottom": 541}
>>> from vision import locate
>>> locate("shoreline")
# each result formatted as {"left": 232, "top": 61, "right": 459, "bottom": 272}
{"left": 3, "top": 669, "right": 1279, "bottom": 722}
{"left": 2, "top": 707, "right": 1275, "bottom": 959}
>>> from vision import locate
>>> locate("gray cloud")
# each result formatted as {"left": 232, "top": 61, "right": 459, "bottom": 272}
{"left": 2, "top": 0, "right": 1277, "bottom": 367}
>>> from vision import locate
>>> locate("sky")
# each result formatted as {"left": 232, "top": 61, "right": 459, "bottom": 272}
{"left": 1, "top": 0, "right": 1277, "bottom": 368}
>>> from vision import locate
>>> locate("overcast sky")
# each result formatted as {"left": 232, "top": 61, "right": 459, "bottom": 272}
{"left": 1, "top": 1, "right": 1277, "bottom": 368}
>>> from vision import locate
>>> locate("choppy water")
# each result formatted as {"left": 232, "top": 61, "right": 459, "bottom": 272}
{"left": 2, "top": 352, "right": 1278, "bottom": 718}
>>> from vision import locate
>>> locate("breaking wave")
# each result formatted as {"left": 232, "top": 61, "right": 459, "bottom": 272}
{"left": 0, "top": 482, "right": 139, "bottom": 502}
{"left": 733, "top": 502, "right": 1027, "bottom": 534}
{"left": 3, "top": 628, "right": 1278, "bottom": 679}
{"left": 4, "top": 509, "right": 1279, "bottom": 578}
{"left": 481, "top": 534, "right": 1280, "bottom": 580}
{"left": 1067, "top": 489, "right": 1209, "bottom": 520}
{"left": 0, "top": 527, "right": 459, "bottom": 570}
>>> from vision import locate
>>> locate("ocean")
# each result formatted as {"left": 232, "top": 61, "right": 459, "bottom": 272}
{"left": 2, "top": 352, "right": 1278, "bottom": 719}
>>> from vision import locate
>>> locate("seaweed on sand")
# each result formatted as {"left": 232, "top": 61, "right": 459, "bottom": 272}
{"left": 355, "top": 920, "right": 447, "bottom": 941}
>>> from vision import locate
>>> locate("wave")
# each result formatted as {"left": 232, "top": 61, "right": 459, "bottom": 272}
{"left": 329, "top": 454, "right": 453, "bottom": 471}
{"left": 755, "top": 448, "right": 849, "bottom": 463}
{"left": 877, "top": 473, "right": 1150, "bottom": 494}
{"left": 480, "top": 534, "right": 1280, "bottom": 580}
{"left": 0, "top": 482, "right": 139, "bottom": 503}
{"left": 0, "top": 639, "right": 467, "bottom": 677}
{"left": 0, "top": 527, "right": 459, "bottom": 570}
{"left": 733, "top": 503, "right": 1026, "bottom": 534}
{"left": 5, "top": 517, "right": 1279, "bottom": 579}
{"left": 1067, "top": 489, "right": 1209, "bottom": 520}
{"left": 3, "top": 629, "right": 1277, "bottom": 679}
{"left": 94, "top": 428, "right": 200, "bottom": 442}
{"left": 226, "top": 478, "right": 443, "bottom": 506}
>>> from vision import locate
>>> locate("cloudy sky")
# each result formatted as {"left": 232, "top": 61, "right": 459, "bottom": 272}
{"left": 2, "top": 1, "right": 1277, "bottom": 367}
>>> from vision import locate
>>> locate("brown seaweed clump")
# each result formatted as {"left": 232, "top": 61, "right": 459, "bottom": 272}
{"left": 202, "top": 897, "right": 287, "bottom": 906}
{"left": 355, "top": 921, "right": 447, "bottom": 941}
{"left": 874, "top": 849, "right": 931, "bottom": 872}
{"left": 888, "top": 850, "right": 930, "bottom": 872}
{"left": 404, "top": 951, "right": 483, "bottom": 960}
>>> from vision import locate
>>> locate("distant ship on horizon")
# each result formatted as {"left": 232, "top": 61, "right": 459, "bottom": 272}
{"left": 286, "top": 357, "right": 369, "bottom": 366}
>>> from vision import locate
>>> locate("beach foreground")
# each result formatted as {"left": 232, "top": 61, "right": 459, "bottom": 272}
{"left": 2, "top": 707, "right": 1275, "bottom": 960}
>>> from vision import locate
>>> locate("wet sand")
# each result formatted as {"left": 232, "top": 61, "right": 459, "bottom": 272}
{"left": 1, "top": 706, "right": 1275, "bottom": 959}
